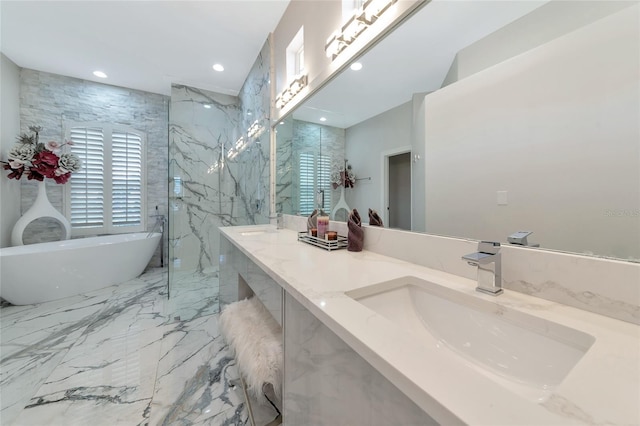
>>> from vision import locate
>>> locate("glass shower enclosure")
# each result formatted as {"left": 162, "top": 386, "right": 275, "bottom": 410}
{"left": 167, "top": 74, "right": 271, "bottom": 316}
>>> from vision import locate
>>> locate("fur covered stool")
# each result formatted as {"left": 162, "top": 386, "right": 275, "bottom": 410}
{"left": 219, "top": 297, "right": 283, "bottom": 426}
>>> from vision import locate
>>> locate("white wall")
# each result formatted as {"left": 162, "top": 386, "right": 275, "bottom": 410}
{"left": 449, "top": 0, "right": 635, "bottom": 85}
{"left": 0, "top": 54, "right": 21, "bottom": 248}
{"left": 411, "top": 92, "right": 428, "bottom": 232}
{"left": 345, "top": 101, "right": 412, "bottom": 223}
{"left": 422, "top": 5, "right": 640, "bottom": 260}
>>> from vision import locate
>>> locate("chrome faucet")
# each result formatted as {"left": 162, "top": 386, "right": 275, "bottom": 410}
{"left": 270, "top": 212, "right": 284, "bottom": 229}
{"left": 462, "top": 241, "right": 503, "bottom": 296}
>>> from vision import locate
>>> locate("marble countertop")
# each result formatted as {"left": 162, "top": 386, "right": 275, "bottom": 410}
{"left": 220, "top": 225, "right": 640, "bottom": 425}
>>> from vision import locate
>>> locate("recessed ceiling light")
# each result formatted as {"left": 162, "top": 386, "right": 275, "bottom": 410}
{"left": 319, "top": 117, "right": 327, "bottom": 122}
{"left": 278, "top": 121, "right": 285, "bottom": 125}
{"left": 93, "top": 70, "right": 107, "bottom": 78}
{"left": 204, "top": 104, "right": 212, "bottom": 109}
{"left": 212, "top": 64, "right": 224, "bottom": 72}
{"left": 350, "top": 62, "right": 363, "bottom": 71}
{"left": 247, "top": 112, "right": 252, "bottom": 116}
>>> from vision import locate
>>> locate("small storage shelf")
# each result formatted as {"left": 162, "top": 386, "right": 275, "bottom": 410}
{"left": 298, "top": 231, "right": 347, "bottom": 251}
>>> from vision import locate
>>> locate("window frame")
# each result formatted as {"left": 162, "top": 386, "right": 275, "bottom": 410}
{"left": 63, "top": 121, "right": 147, "bottom": 236}
{"left": 286, "top": 26, "right": 305, "bottom": 84}
{"left": 295, "top": 44, "right": 305, "bottom": 76}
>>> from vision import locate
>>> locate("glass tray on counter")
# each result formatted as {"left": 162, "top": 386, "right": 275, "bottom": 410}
{"left": 297, "top": 231, "right": 348, "bottom": 251}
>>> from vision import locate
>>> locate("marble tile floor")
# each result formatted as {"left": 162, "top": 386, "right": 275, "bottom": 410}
{"left": 0, "top": 268, "right": 279, "bottom": 425}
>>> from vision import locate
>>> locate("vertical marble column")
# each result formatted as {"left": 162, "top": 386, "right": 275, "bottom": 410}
{"left": 219, "top": 235, "right": 240, "bottom": 307}
{"left": 284, "top": 293, "right": 437, "bottom": 425}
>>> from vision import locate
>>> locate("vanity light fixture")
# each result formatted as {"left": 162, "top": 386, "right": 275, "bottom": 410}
{"left": 363, "top": 0, "right": 398, "bottom": 21}
{"left": 325, "top": 32, "right": 348, "bottom": 60}
{"left": 93, "top": 71, "right": 107, "bottom": 78}
{"left": 275, "top": 89, "right": 290, "bottom": 109}
{"left": 341, "top": 12, "right": 370, "bottom": 44}
{"left": 275, "top": 73, "right": 308, "bottom": 109}
{"left": 212, "top": 64, "right": 224, "bottom": 72}
{"left": 324, "top": 0, "right": 397, "bottom": 61}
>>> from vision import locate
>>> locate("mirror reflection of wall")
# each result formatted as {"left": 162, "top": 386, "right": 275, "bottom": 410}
{"left": 276, "top": 118, "right": 345, "bottom": 217}
{"left": 276, "top": 1, "right": 640, "bottom": 261}
{"left": 345, "top": 101, "right": 413, "bottom": 229}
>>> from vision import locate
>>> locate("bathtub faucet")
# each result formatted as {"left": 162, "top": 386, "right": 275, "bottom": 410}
{"left": 148, "top": 214, "right": 166, "bottom": 238}
{"left": 148, "top": 214, "right": 166, "bottom": 268}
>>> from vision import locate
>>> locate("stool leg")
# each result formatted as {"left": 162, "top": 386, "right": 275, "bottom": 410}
{"left": 262, "top": 383, "right": 281, "bottom": 415}
{"left": 262, "top": 383, "right": 282, "bottom": 426}
{"left": 240, "top": 376, "right": 257, "bottom": 426}
{"left": 264, "top": 414, "right": 282, "bottom": 426}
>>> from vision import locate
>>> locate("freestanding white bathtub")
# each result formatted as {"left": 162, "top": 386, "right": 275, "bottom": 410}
{"left": 0, "top": 232, "right": 161, "bottom": 305}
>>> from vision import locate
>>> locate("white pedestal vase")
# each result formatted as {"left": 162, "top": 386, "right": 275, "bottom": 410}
{"left": 331, "top": 186, "right": 350, "bottom": 220}
{"left": 11, "top": 180, "right": 72, "bottom": 246}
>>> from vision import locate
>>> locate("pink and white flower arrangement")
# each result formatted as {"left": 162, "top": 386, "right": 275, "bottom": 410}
{"left": 2, "top": 126, "right": 81, "bottom": 184}
{"left": 331, "top": 161, "right": 356, "bottom": 189}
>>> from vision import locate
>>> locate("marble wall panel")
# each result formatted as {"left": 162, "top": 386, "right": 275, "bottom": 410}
{"left": 18, "top": 69, "right": 169, "bottom": 267}
{"left": 275, "top": 117, "right": 294, "bottom": 215}
{"left": 237, "top": 39, "right": 271, "bottom": 227}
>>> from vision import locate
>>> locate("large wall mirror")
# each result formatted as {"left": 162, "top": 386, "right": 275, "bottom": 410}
{"left": 276, "top": 0, "right": 640, "bottom": 262}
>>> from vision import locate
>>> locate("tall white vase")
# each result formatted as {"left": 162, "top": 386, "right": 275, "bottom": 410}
{"left": 11, "top": 180, "right": 72, "bottom": 246}
{"left": 331, "top": 186, "right": 350, "bottom": 220}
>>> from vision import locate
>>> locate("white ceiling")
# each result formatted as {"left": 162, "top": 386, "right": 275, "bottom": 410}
{"left": 293, "top": 0, "right": 548, "bottom": 128}
{"left": 1, "top": 0, "right": 290, "bottom": 96}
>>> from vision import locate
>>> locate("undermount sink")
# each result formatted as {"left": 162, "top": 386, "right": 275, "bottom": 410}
{"left": 240, "top": 230, "right": 267, "bottom": 236}
{"left": 238, "top": 226, "right": 275, "bottom": 236}
{"left": 346, "top": 276, "right": 595, "bottom": 402}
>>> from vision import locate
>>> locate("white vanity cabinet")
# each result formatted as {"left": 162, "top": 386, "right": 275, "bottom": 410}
{"left": 219, "top": 231, "right": 437, "bottom": 425}
{"left": 219, "top": 225, "right": 640, "bottom": 426}
{"left": 220, "top": 235, "right": 283, "bottom": 325}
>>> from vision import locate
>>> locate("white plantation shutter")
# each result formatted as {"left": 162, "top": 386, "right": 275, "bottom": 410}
{"left": 318, "top": 155, "right": 331, "bottom": 213}
{"left": 65, "top": 123, "right": 146, "bottom": 235}
{"left": 111, "top": 131, "right": 143, "bottom": 227}
{"left": 299, "top": 152, "right": 315, "bottom": 215}
{"left": 69, "top": 127, "right": 105, "bottom": 227}
{"left": 299, "top": 152, "right": 331, "bottom": 216}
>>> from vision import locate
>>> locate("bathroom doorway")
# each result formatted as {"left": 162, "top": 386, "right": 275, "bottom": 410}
{"left": 383, "top": 149, "right": 412, "bottom": 230}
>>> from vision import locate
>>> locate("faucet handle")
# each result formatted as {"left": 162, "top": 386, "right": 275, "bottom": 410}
{"left": 478, "top": 241, "right": 500, "bottom": 254}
